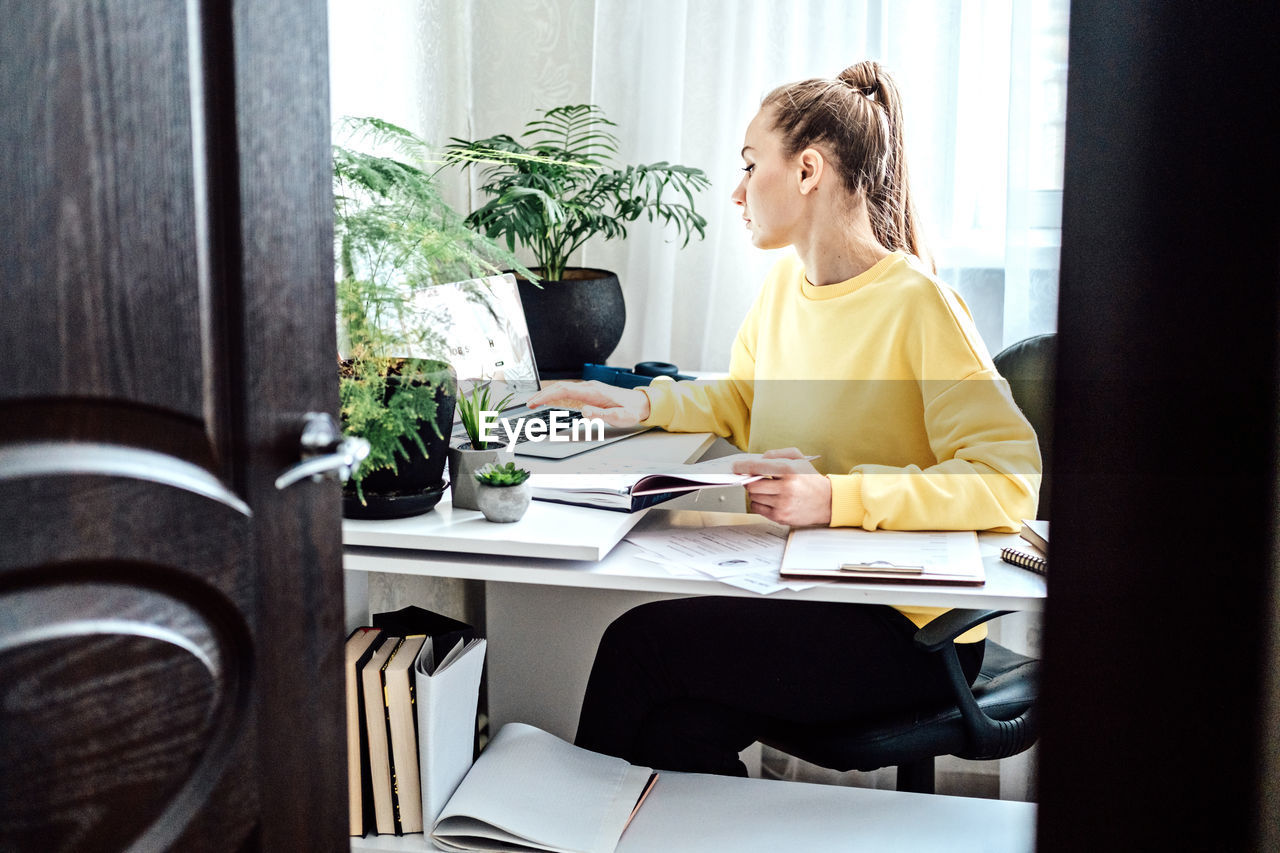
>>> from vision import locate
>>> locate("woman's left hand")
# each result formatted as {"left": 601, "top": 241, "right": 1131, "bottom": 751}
{"left": 731, "top": 448, "right": 832, "bottom": 527}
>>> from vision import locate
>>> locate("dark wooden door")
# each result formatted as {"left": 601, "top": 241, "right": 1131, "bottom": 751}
{"left": 1039, "top": 2, "right": 1280, "bottom": 851}
{"left": 0, "top": 2, "right": 346, "bottom": 851}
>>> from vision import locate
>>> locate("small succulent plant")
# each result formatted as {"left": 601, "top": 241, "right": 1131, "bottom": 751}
{"left": 474, "top": 461, "right": 531, "bottom": 487}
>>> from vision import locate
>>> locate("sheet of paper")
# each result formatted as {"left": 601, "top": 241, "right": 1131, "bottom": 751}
{"left": 631, "top": 551, "right": 704, "bottom": 578}
{"left": 716, "top": 571, "right": 791, "bottom": 595}
{"left": 625, "top": 522, "right": 823, "bottom": 594}
{"left": 625, "top": 523, "right": 786, "bottom": 574}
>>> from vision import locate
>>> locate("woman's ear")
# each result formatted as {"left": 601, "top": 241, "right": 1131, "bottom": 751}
{"left": 797, "top": 147, "right": 826, "bottom": 195}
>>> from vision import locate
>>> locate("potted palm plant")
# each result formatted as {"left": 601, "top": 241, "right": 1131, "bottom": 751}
{"left": 334, "top": 117, "right": 532, "bottom": 518}
{"left": 443, "top": 105, "right": 710, "bottom": 374}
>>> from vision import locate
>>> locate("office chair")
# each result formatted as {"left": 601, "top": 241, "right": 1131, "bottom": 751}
{"left": 760, "top": 332, "right": 1055, "bottom": 794}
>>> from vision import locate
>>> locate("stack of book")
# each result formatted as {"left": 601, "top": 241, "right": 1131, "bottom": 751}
{"left": 344, "top": 606, "right": 486, "bottom": 838}
{"left": 347, "top": 611, "right": 657, "bottom": 852}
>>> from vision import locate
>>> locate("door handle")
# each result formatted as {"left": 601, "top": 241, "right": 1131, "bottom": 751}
{"left": 274, "top": 413, "right": 370, "bottom": 490}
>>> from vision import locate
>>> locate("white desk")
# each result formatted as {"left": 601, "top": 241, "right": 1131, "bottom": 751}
{"left": 345, "top": 510, "right": 1045, "bottom": 610}
{"left": 344, "top": 431, "right": 1046, "bottom": 853}
{"left": 343, "top": 427, "right": 1045, "bottom": 610}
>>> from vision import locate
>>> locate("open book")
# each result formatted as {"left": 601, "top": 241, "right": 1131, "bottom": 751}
{"left": 529, "top": 453, "right": 767, "bottom": 512}
{"left": 431, "top": 723, "right": 657, "bottom": 853}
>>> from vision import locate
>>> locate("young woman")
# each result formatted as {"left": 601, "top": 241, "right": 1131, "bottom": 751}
{"left": 527, "top": 61, "right": 1041, "bottom": 776}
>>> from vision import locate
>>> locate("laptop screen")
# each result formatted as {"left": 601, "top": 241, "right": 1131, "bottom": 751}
{"left": 406, "top": 274, "right": 541, "bottom": 404}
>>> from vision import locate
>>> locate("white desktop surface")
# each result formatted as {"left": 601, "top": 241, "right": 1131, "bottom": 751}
{"left": 350, "top": 772, "right": 1036, "bottom": 853}
{"left": 343, "top": 430, "right": 716, "bottom": 561}
{"left": 345, "top": 509, "right": 1046, "bottom": 611}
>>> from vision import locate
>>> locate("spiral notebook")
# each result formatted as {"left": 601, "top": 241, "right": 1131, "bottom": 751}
{"left": 1000, "top": 545, "right": 1047, "bottom": 576}
{"left": 1001, "top": 520, "right": 1048, "bottom": 575}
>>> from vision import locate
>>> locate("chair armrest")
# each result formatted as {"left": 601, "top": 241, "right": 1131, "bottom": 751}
{"left": 913, "top": 609, "right": 1011, "bottom": 652}
{"left": 913, "top": 608, "right": 1037, "bottom": 761}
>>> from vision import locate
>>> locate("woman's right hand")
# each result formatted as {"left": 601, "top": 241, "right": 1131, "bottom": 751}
{"left": 527, "top": 380, "right": 651, "bottom": 428}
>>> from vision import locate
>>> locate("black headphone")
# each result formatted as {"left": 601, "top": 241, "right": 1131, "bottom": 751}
{"left": 633, "top": 362, "right": 680, "bottom": 378}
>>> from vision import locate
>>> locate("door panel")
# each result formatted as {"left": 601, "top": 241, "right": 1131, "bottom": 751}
{"left": 0, "top": 0, "right": 233, "bottom": 482}
{"left": 0, "top": 585, "right": 235, "bottom": 851}
{"left": 0, "top": 1, "right": 345, "bottom": 850}
{"left": 2, "top": 1, "right": 209, "bottom": 423}
{"left": 0, "top": 466, "right": 260, "bottom": 852}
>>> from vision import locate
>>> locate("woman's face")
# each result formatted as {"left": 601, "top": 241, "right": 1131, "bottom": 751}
{"left": 730, "top": 107, "right": 805, "bottom": 250}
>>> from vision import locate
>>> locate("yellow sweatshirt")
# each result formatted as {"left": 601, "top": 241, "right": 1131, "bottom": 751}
{"left": 641, "top": 251, "right": 1041, "bottom": 640}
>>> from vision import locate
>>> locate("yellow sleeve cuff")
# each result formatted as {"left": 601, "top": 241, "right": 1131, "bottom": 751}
{"left": 897, "top": 607, "right": 989, "bottom": 643}
{"left": 828, "top": 472, "right": 867, "bottom": 528}
{"left": 639, "top": 376, "right": 676, "bottom": 427}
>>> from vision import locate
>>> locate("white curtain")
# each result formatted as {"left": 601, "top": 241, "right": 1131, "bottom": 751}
{"left": 586, "top": 0, "right": 1067, "bottom": 369}
{"left": 330, "top": 0, "right": 1066, "bottom": 372}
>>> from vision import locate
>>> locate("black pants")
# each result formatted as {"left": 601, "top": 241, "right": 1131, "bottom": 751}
{"left": 574, "top": 597, "right": 984, "bottom": 776}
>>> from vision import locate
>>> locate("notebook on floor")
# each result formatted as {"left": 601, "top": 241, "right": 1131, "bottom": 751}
{"left": 408, "top": 273, "right": 651, "bottom": 459}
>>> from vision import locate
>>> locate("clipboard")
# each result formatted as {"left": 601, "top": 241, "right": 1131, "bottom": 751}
{"left": 778, "top": 528, "right": 986, "bottom": 585}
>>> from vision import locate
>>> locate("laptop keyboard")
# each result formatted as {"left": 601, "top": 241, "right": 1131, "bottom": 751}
{"left": 501, "top": 408, "right": 585, "bottom": 444}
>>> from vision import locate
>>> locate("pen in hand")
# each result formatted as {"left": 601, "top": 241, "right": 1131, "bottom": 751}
{"left": 757, "top": 453, "right": 821, "bottom": 478}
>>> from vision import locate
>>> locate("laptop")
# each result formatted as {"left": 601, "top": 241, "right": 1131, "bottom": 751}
{"left": 408, "top": 273, "right": 651, "bottom": 459}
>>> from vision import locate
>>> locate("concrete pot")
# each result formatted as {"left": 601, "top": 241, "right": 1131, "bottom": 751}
{"left": 447, "top": 442, "right": 514, "bottom": 510}
{"left": 475, "top": 481, "right": 531, "bottom": 523}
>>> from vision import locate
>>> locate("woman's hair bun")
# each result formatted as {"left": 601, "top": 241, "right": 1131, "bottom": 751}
{"left": 838, "top": 62, "right": 881, "bottom": 98}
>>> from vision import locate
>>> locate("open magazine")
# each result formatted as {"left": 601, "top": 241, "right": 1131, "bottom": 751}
{"left": 529, "top": 453, "right": 771, "bottom": 512}
{"left": 431, "top": 723, "right": 657, "bottom": 853}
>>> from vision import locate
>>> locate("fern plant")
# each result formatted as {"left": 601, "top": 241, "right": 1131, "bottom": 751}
{"left": 474, "top": 461, "right": 531, "bottom": 487}
{"left": 334, "top": 117, "right": 534, "bottom": 500}
{"left": 443, "top": 104, "right": 710, "bottom": 281}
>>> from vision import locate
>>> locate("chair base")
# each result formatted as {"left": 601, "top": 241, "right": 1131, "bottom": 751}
{"left": 758, "top": 638, "right": 1038, "bottom": 796}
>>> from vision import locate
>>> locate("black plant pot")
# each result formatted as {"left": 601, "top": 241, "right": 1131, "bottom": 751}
{"left": 517, "top": 268, "right": 625, "bottom": 377}
{"left": 343, "top": 361, "right": 457, "bottom": 520}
